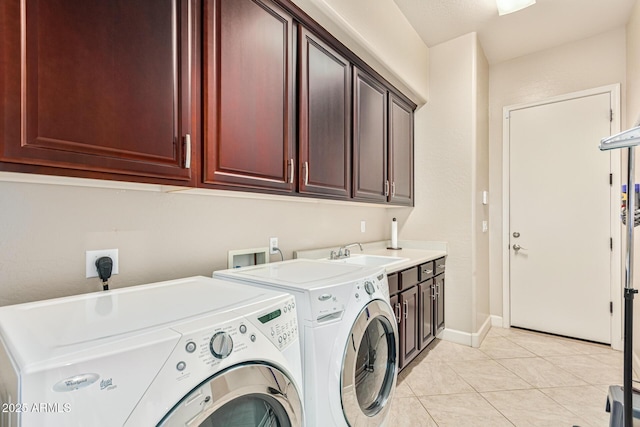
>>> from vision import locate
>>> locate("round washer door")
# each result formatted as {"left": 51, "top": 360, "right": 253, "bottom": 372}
{"left": 158, "top": 363, "right": 303, "bottom": 427}
{"left": 341, "top": 299, "right": 399, "bottom": 426}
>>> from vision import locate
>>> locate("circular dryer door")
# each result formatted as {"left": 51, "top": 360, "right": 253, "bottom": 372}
{"left": 341, "top": 299, "right": 399, "bottom": 426}
{"left": 158, "top": 363, "right": 303, "bottom": 427}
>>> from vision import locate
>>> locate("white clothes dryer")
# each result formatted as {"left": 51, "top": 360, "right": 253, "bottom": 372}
{"left": 0, "top": 276, "right": 304, "bottom": 427}
{"left": 215, "top": 259, "right": 399, "bottom": 427}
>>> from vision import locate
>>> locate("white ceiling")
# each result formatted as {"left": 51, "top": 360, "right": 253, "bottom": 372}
{"left": 393, "top": 0, "right": 636, "bottom": 64}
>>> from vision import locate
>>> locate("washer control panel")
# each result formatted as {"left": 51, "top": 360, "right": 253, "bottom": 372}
{"left": 168, "top": 295, "right": 298, "bottom": 382}
{"left": 249, "top": 295, "right": 298, "bottom": 351}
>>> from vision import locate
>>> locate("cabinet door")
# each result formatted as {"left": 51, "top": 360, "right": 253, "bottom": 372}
{"left": 418, "top": 280, "right": 435, "bottom": 349}
{"left": 388, "top": 93, "right": 414, "bottom": 206}
{"left": 435, "top": 275, "right": 445, "bottom": 334}
{"left": 399, "top": 286, "right": 419, "bottom": 368}
{"left": 204, "top": 0, "right": 294, "bottom": 192}
{"left": 298, "top": 27, "right": 351, "bottom": 198}
{"left": 353, "top": 67, "right": 388, "bottom": 202}
{"left": 0, "top": 0, "right": 197, "bottom": 184}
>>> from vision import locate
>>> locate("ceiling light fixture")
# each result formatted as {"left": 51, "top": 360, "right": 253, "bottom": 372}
{"left": 496, "top": 0, "right": 536, "bottom": 16}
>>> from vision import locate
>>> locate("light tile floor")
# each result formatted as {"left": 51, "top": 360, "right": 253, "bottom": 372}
{"left": 390, "top": 327, "right": 624, "bottom": 426}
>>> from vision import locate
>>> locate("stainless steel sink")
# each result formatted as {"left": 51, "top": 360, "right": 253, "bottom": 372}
{"left": 327, "top": 254, "right": 408, "bottom": 268}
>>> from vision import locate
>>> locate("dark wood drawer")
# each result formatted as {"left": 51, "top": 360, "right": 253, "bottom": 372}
{"left": 419, "top": 261, "right": 435, "bottom": 281}
{"left": 388, "top": 273, "right": 399, "bottom": 295}
{"left": 399, "top": 266, "right": 419, "bottom": 290}
{"left": 435, "top": 257, "right": 446, "bottom": 276}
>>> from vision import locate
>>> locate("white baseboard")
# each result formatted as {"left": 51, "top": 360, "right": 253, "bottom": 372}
{"left": 490, "top": 315, "right": 503, "bottom": 327}
{"left": 439, "top": 316, "right": 492, "bottom": 348}
{"left": 438, "top": 328, "right": 471, "bottom": 346}
{"left": 471, "top": 316, "right": 492, "bottom": 348}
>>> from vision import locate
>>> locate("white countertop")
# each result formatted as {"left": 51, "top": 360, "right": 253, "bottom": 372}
{"left": 294, "top": 240, "right": 447, "bottom": 274}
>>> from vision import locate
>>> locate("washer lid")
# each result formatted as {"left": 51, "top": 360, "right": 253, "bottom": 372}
{"left": 215, "top": 259, "right": 385, "bottom": 291}
{"left": 0, "top": 276, "right": 286, "bottom": 370}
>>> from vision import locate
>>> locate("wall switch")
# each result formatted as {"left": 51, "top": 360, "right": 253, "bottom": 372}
{"left": 360, "top": 221, "right": 366, "bottom": 233}
{"left": 269, "top": 237, "right": 279, "bottom": 254}
{"left": 86, "top": 249, "right": 119, "bottom": 278}
{"left": 482, "top": 221, "right": 488, "bottom": 233}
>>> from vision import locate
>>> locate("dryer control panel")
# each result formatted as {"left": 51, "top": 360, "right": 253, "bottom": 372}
{"left": 308, "top": 272, "right": 389, "bottom": 324}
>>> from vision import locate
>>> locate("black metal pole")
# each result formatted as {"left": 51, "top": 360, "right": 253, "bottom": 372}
{"left": 624, "top": 146, "right": 637, "bottom": 427}
{"left": 624, "top": 288, "right": 637, "bottom": 427}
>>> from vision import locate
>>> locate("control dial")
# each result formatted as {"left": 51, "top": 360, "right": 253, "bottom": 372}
{"left": 364, "top": 280, "right": 375, "bottom": 295}
{"left": 209, "top": 332, "right": 233, "bottom": 359}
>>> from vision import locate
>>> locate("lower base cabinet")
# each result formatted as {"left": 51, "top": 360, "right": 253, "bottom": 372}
{"left": 389, "top": 256, "right": 446, "bottom": 371}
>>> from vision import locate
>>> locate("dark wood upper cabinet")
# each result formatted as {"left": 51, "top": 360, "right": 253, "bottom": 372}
{"left": 389, "top": 93, "right": 414, "bottom": 206}
{"left": 203, "top": 0, "right": 295, "bottom": 192}
{"left": 298, "top": 27, "right": 351, "bottom": 199}
{"left": 353, "top": 67, "right": 388, "bottom": 203}
{"left": 0, "top": 0, "right": 198, "bottom": 184}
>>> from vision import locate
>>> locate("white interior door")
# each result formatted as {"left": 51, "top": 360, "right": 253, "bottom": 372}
{"left": 509, "top": 92, "right": 612, "bottom": 343}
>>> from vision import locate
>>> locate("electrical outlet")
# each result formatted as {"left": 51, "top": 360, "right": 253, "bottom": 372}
{"left": 86, "top": 249, "right": 119, "bottom": 278}
{"left": 482, "top": 221, "right": 488, "bottom": 233}
{"left": 269, "top": 237, "right": 278, "bottom": 255}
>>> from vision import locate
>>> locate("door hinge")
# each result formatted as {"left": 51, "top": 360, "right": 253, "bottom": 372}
{"left": 610, "top": 301, "right": 613, "bottom": 314}
{"left": 610, "top": 173, "right": 613, "bottom": 186}
{"left": 610, "top": 109, "right": 613, "bottom": 122}
{"left": 610, "top": 237, "right": 613, "bottom": 251}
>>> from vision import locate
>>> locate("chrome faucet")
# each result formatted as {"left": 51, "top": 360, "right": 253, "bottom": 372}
{"left": 330, "top": 243, "right": 363, "bottom": 260}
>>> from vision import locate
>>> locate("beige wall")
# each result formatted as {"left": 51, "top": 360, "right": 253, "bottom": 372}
{"left": 0, "top": 0, "right": 430, "bottom": 307}
{"left": 0, "top": 179, "right": 393, "bottom": 306}
{"left": 488, "top": 28, "right": 627, "bottom": 319}
{"left": 401, "top": 33, "right": 489, "bottom": 340}
{"left": 474, "top": 37, "right": 491, "bottom": 333}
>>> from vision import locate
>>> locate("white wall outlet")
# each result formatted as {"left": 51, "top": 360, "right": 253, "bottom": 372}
{"left": 482, "top": 221, "right": 488, "bottom": 233}
{"left": 361, "top": 220, "right": 366, "bottom": 233}
{"left": 86, "top": 249, "right": 119, "bottom": 278}
{"left": 269, "top": 237, "right": 279, "bottom": 255}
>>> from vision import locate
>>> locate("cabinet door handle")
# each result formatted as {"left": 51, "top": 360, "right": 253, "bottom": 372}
{"left": 436, "top": 283, "right": 441, "bottom": 297}
{"left": 184, "top": 134, "right": 191, "bottom": 169}
{"left": 303, "top": 161, "right": 309, "bottom": 186}
{"left": 385, "top": 180, "right": 390, "bottom": 196}
{"left": 431, "top": 286, "right": 436, "bottom": 300}
{"left": 288, "top": 159, "right": 294, "bottom": 184}
{"left": 403, "top": 300, "right": 408, "bottom": 319}
{"left": 391, "top": 181, "right": 396, "bottom": 197}
{"left": 395, "top": 303, "right": 401, "bottom": 324}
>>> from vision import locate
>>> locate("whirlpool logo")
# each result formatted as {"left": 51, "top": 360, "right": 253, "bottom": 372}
{"left": 100, "top": 378, "right": 114, "bottom": 391}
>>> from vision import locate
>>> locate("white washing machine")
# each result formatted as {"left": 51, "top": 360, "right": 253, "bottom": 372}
{"left": 215, "top": 259, "right": 399, "bottom": 427}
{"left": 0, "top": 276, "right": 304, "bottom": 427}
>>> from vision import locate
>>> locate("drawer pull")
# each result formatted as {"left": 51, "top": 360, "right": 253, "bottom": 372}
{"left": 437, "top": 264, "right": 445, "bottom": 269}
{"left": 423, "top": 269, "right": 433, "bottom": 274}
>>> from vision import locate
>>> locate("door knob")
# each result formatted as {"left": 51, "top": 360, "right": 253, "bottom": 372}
{"left": 513, "top": 244, "right": 527, "bottom": 251}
